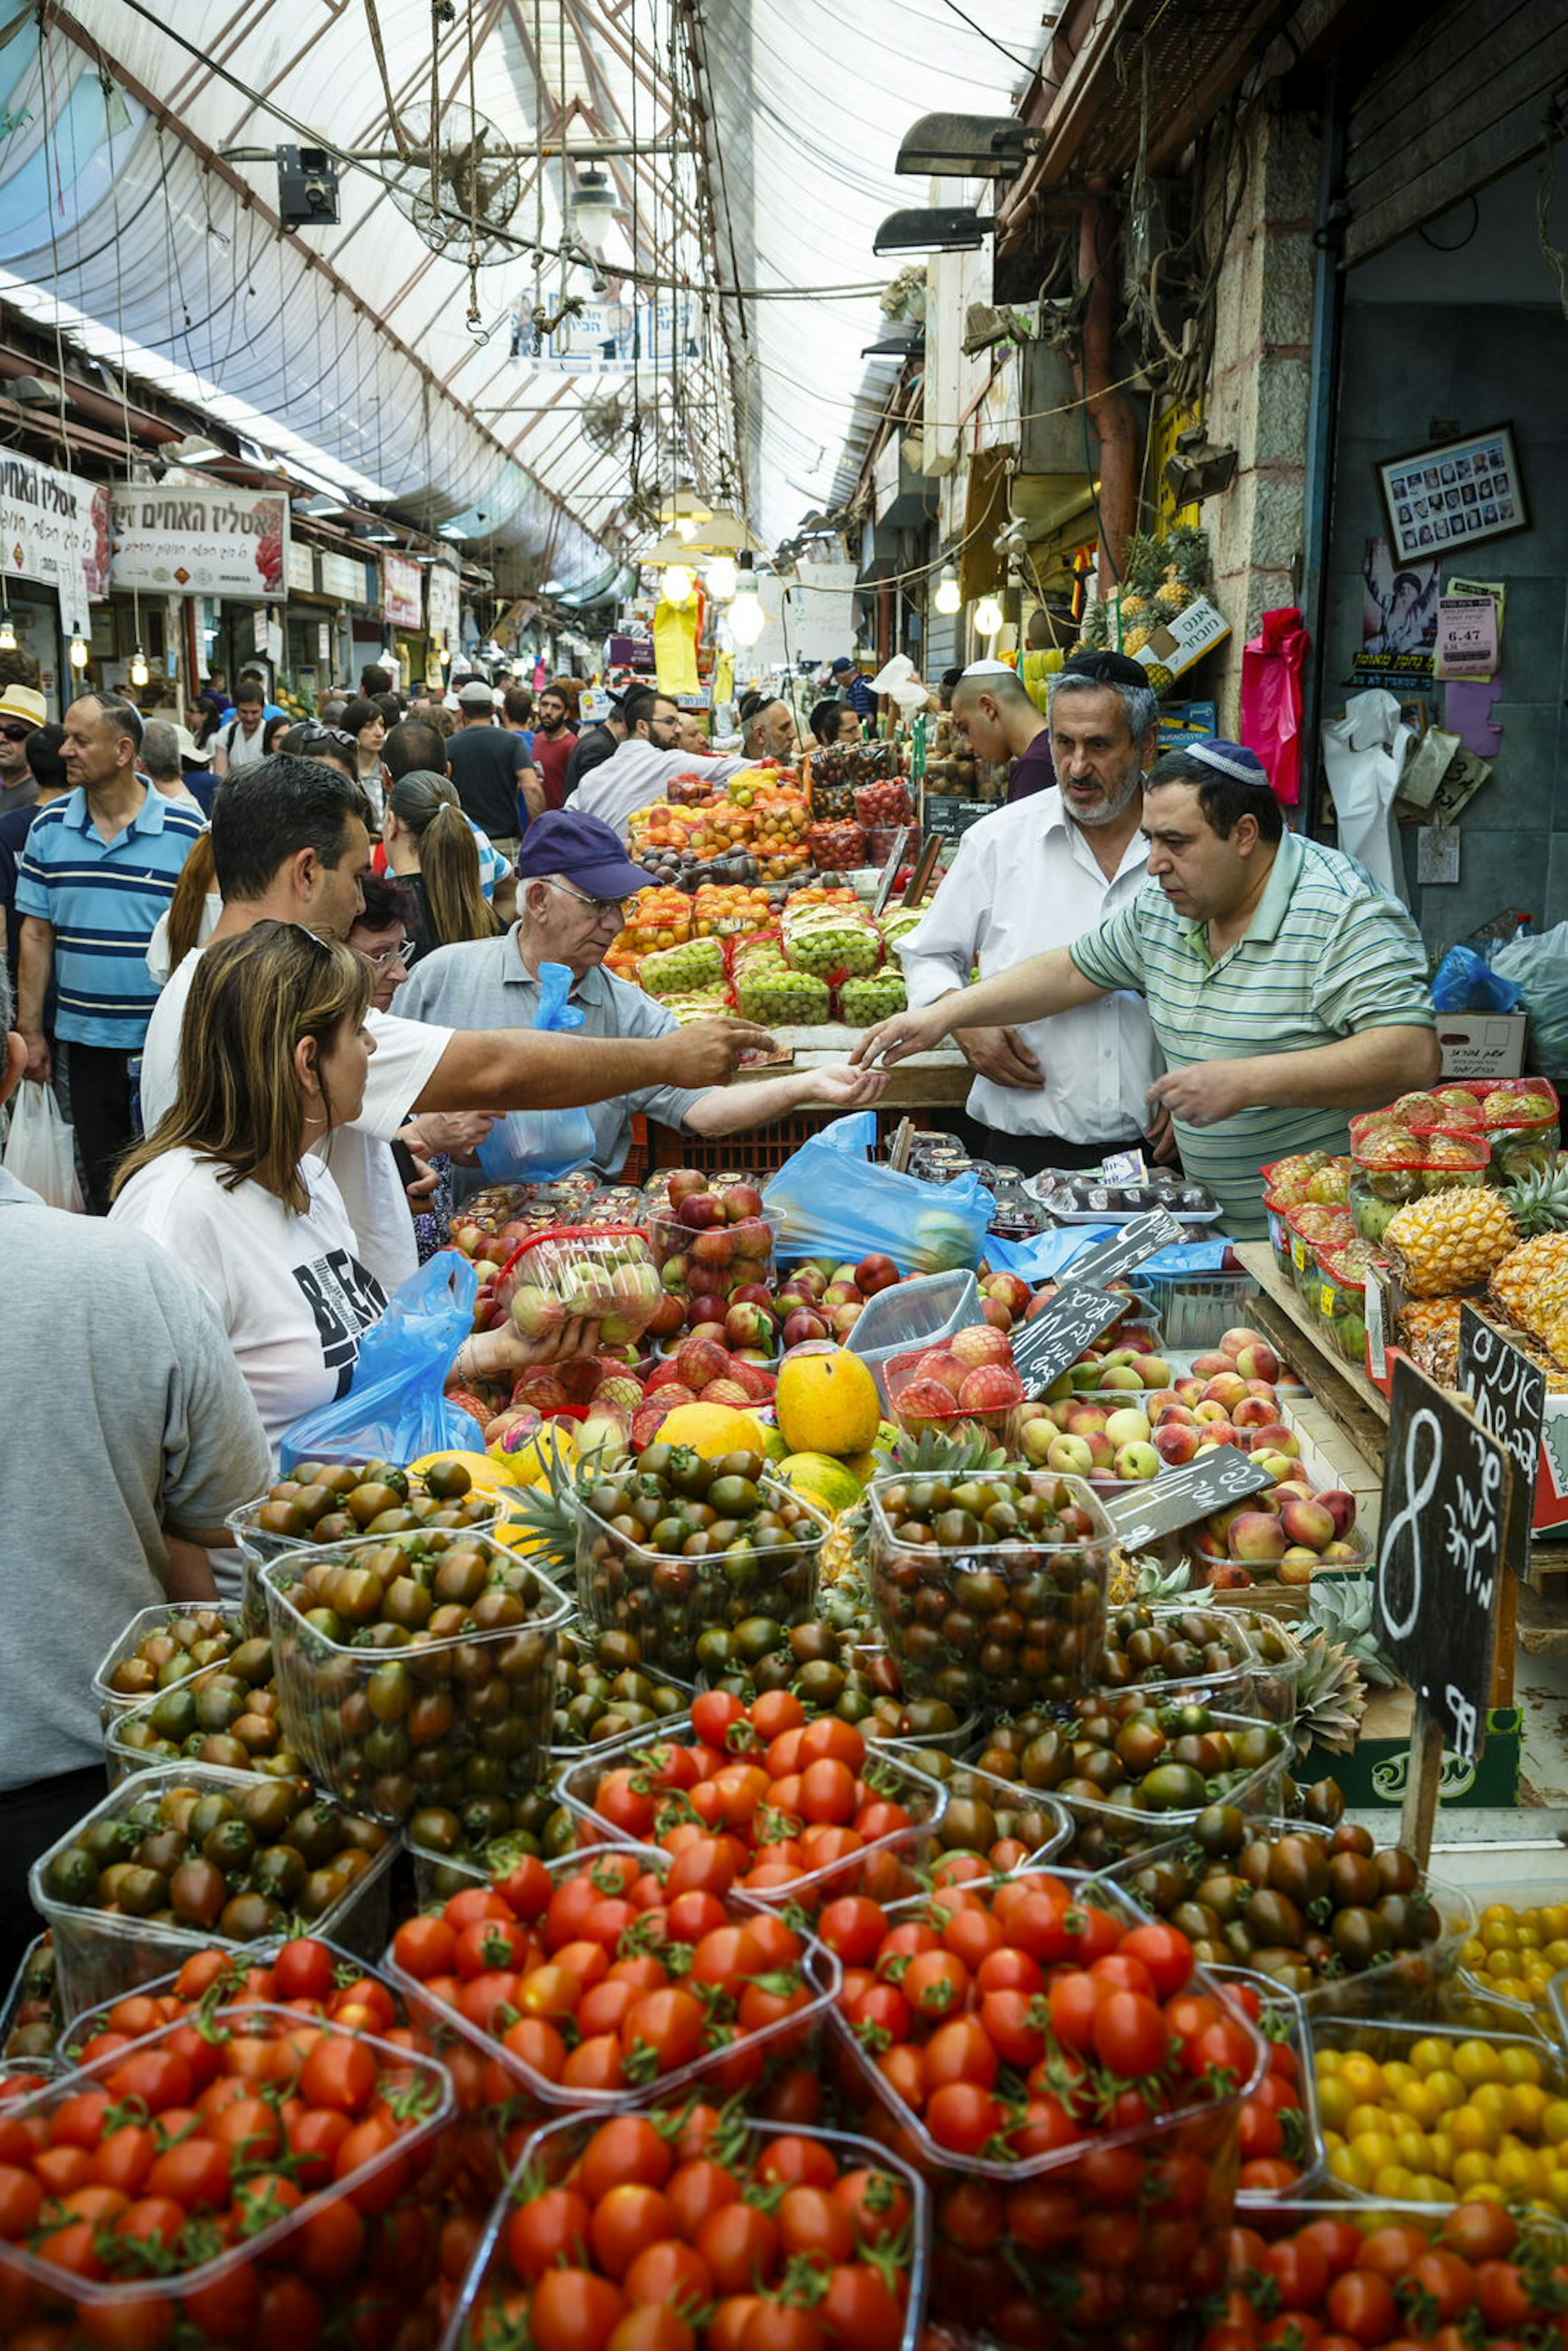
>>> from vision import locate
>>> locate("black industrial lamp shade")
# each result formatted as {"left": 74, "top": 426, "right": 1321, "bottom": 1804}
{"left": 873, "top": 206, "right": 994, "bottom": 256}
{"left": 895, "top": 115, "right": 1041, "bottom": 179}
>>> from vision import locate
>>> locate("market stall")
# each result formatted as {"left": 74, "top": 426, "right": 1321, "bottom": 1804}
{"left": 8, "top": 1101, "right": 1568, "bottom": 2351}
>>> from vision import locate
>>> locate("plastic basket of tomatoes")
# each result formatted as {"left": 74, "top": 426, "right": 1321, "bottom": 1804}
{"left": 1009, "top": 1700, "right": 1290, "bottom": 1871}
{"left": 443, "top": 2106, "right": 930, "bottom": 2351}
{"left": 825, "top": 1866, "right": 1268, "bottom": 2347}
{"left": 56, "top": 1935, "right": 408, "bottom": 2070}
{"left": 29, "top": 1764, "right": 397, "bottom": 2019}
{"left": 385, "top": 1842, "right": 840, "bottom": 2214}
{"left": 1103, "top": 1812, "right": 1475, "bottom": 2017}
{"left": 261, "top": 1529, "right": 570, "bottom": 1825}
{"left": 1209, "top": 1966, "right": 1325, "bottom": 2210}
{"left": 104, "top": 1642, "right": 301, "bottom": 1784}
{"left": 92, "top": 1601, "right": 247, "bottom": 1724}
{"left": 552, "top": 1688, "right": 949, "bottom": 1912}
{"left": 0, "top": 2001, "right": 454, "bottom": 2348}
{"left": 227, "top": 1456, "right": 503, "bottom": 1633}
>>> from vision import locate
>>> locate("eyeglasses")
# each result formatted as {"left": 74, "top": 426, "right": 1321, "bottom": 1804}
{"left": 546, "top": 876, "right": 627, "bottom": 920}
{"left": 0, "top": 724, "right": 33, "bottom": 743}
{"left": 362, "top": 936, "right": 416, "bottom": 971}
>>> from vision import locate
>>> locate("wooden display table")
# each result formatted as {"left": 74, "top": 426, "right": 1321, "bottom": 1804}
{"left": 738, "top": 1029, "right": 973, "bottom": 1109}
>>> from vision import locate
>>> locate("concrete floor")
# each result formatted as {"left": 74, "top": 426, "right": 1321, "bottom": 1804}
{"left": 1521, "top": 1650, "right": 1568, "bottom": 1804}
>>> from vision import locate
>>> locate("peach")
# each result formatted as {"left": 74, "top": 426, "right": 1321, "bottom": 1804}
{"left": 1190, "top": 1351, "right": 1234, "bottom": 1378}
{"left": 1103, "top": 1407, "right": 1153, "bottom": 1449}
{"left": 1099, "top": 1364, "right": 1146, "bottom": 1391}
{"left": 1192, "top": 1401, "right": 1233, "bottom": 1425}
{"left": 1281, "top": 1495, "right": 1336, "bottom": 1552}
{"left": 1200, "top": 1372, "right": 1249, "bottom": 1412}
{"left": 1219, "top": 1326, "right": 1272, "bottom": 1360}
{"left": 1316, "top": 1489, "right": 1358, "bottom": 1538}
{"left": 1247, "top": 1423, "right": 1300, "bottom": 1459}
{"left": 1046, "top": 1433, "right": 1096, "bottom": 1477}
{"left": 1130, "top": 1355, "right": 1173, "bottom": 1389}
{"left": 1065, "top": 1405, "right": 1109, "bottom": 1438}
{"left": 1231, "top": 1396, "right": 1278, "bottom": 1429}
{"left": 1154, "top": 1423, "right": 1201, "bottom": 1466}
{"left": 1228, "top": 1511, "right": 1288, "bottom": 1564}
{"left": 1114, "top": 1440, "right": 1161, "bottom": 1481}
{"left": 1277, "top": 1549, "right": 1319, "bottom": 1585}
{"left": 1252, "top": 1449, "right": 1299, "bottom": 1485}
{"left": 1020, "top": 1418, "right": 1057, "bottom": 1465}
{"left": 1232, "top": 1341, "right": 1282, "bottom": 1384}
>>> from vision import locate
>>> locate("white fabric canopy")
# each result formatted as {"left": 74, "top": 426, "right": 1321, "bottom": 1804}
{"left": 0, "top": 1, "right": 1045, "bottom": 573}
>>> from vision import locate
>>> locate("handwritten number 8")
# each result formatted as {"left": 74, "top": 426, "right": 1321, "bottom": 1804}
{"left": 1379, "top": 1405, "right": 1441, "bottom": 1642}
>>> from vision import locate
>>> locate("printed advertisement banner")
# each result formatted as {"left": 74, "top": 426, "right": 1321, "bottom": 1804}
{"left": 425, "top": 562, "right": 460, "bottom": 643}
{"left": 382, "top": 552, "right": 423, "bottom": 629}
{"left": 0, "top": 456, "right": 109, "bottom": 620}
{"left": 517, "top": 292, "right": 705, "bottom": 374}
{"left": 110, "top": 485, "right": 287, "bottom": 600}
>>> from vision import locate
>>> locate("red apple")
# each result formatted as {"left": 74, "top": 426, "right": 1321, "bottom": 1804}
{"left": 681, "top": 1192, "right": 725, "bottom": 1229}
{"left": 646, "top": 1290, "right": 686, "bottom": 1340}
{"left": 981, "top": 1299, "right": 1014, "bottom": 1331}
{"left": 731, "top": 1283, "right": 775, "bottom": 1310}
{"left": 691, "top": 1227, "right": 737, "bottom": 1269}
{"left": 823, "top": 1281, "right": 864, "bottom": 1309}
{"left": 830, "top": 1303, "right": 864, "bottom": 1336}
{"left": 729, "top": 1218, "right": 773, "bottom": 1260}
{"left": 782, "top": 1308, "right": 829, "bottom": 1349}
{"left": 725, "top": 1302, "right": 777, "bottom": 1350}
{"left": 666, "top": 1169, "right": 706, "bottom": 1209}
{"left": 724, "top": 1183, "right": 765, "bottom": 1222}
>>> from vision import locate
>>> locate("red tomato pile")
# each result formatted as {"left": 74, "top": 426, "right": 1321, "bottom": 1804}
{"left": 564, "top": 1690, "right": 934, "bottom": 1909}
{"left": 0, "top": 1999, "right": 449, "bottom": 2351}
{"left": 1221, "top": 1975, "right": 1312, "bottom": 2204}
{"left": 60, "top": 1937, "right": 403, "bottom": 2068}
{"left": 466, "top": 2106, "right": 919, "bottom": 2351}
{"left": 390, "top": 1846, "right": 828, "bottom": 2112}
{"left": 1204, "top": 2203, "right": 1568, "bottom": 2351}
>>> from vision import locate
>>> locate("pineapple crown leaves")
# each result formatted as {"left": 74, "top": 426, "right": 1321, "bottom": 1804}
{"left": 1503, "top": 1162, "right": 1568, "bottom": 1236}
{"left": 1305, "top": 1579, "right": 1399, "bottom": 1688}
{"left": 1289, "top": 1631, "right": 1368, "bottom": 1759}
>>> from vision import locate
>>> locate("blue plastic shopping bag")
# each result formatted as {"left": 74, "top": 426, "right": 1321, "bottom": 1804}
{"left": 280, "top": 1251, "right": 483, "bottom": 1470}
{"left": 476, "top": 961, "right": 597, "bottom": 1182}
{"left": 764, "top": 1112, "right": 995, "bottom": 1273}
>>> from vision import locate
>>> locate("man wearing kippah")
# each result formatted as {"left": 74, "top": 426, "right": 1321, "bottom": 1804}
{"left": 862, "top": 738, "right": 1439, "bottom": 1234}
{"left": 900, "top": 652, "right": 1169, "bottom": 1173}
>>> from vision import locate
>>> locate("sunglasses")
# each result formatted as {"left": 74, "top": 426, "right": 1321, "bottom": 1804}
{"left": 291, "top": 724, "right": 359, "bottom": 752}
{"left": 0, "top": 723, "right": 34, "bottom": 743}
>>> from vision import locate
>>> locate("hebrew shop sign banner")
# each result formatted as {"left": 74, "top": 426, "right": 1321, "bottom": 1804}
{"left": 0, "top": 456, "right": 110, "bottom": 617}
{"left": 110, "top": 485, "right": 288, "bottom": 599}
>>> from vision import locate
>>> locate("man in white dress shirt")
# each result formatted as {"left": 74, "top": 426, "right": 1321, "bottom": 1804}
{"left": 898, "top": 657, "right": 1172, "bottom": 1174}
{"left": 577, "top": 686, "right": 750, "bottom": 842}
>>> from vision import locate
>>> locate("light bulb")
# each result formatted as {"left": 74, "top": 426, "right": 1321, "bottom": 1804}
{"left": 69, "top": 630, "right": 89, "bottom": 669}
{"left": 728, "top": 590, "right": 766, "bottom": 649}
{"left": 975, "top": 596, "right": 1004, "bottom": 637}
{"left": 704, "top": 555, "right": 738, "bottom": 601}
{"left": 674, "top": 516, "right": 698, "bottom": 543}
{"left": 933, "top": 565, "right": 962, "bottom": 616}
{"left": 661, "top": 564, "right": 695, "bottom": 603}
{"left": 0, "top": 612, "right": 15, "bottom": 653}
{"left": 129, "top": 644, "right": 149, "bottom": 688}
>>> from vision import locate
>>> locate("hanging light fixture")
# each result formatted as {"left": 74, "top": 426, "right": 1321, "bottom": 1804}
{"left": 69, "top": 625, "right": 90, "bottom": 669}
{"left": 704, "top": 554, "right": 739, "bottom": 601}
{"left": 728, "top": 553, "right": 767, "bottom": 649}
{"left": 660, "top": 563, "right": 695, "bottom": 603}
{"left": 974, "top": 595, "right": 1004, "bottom": 637}
{"left": 129, "top": 643, "right": 150, "bottom": 687}
{"left": 933, "top": 564, "right": 962, "bottom": 615}
{"left": 0, "top": 592, "right": 15, "bottom": 654}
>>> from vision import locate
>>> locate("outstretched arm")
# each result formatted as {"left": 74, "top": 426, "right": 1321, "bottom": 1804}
{"left": 414, "top": 1017, "right": 776, "bottom": 1114}
{"left": 851, "top": 947, "right": 1106, "bottom": 1067}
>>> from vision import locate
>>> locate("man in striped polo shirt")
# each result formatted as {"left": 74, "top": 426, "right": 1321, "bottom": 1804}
{"left": 16, "top": 694, "right": 203, "bottom": 1213}
{"left": 852, "top": 740, "right": 1439, "bottom": 1236}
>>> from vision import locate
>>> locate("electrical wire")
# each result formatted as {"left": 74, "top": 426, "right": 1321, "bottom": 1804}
{"left": 940, "top": 0, "right": 1054, "bottom": 81}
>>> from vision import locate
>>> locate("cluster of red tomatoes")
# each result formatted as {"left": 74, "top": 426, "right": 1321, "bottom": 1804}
{"left": 0, "top": 1949, "right": 446, "bottom": 2351}
{"left": 390, "top": 1846, "right": 824, "bottom": 2111}
{"left": 474, "top": 2107, "right": 917, "bottom": 2351}
{"left": 573, "top": 1691, "right": 929, "bottom": 1908}
{"left": 1222, "top": 1974, "right": 1311, "bottom": 2200}
{"left": 1204, "top": 2202, "right": 1568, "bottom": 2351}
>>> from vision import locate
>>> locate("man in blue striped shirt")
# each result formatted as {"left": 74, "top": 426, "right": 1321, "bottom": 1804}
{"left": 852, "top": 740, "right": 1439, "bottom": 1236}
{"left": 16, "top": 694, "right": 203, "bottom": 1212}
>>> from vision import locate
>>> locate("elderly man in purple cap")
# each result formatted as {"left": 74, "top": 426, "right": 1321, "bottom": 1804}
{"left": 399, "top": 809, "right": 885, "bottom": 1182}
{"left": 860, "top": 739, "right": 1438, "bottom": 1236}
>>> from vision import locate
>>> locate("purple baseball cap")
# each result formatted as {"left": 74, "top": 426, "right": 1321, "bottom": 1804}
{"left": 514, "top": 809, "right": 648, "bottom": 898}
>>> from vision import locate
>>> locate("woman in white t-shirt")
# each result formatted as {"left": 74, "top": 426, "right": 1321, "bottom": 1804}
{"left": 111, "top": 922, "right": 577, "bottom": 1460}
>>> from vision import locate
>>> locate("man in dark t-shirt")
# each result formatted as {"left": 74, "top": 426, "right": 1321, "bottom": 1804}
{"left": 445, "top": 681, "right": 541, "bottom": 857}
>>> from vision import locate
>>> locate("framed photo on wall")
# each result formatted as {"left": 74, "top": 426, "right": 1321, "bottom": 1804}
{"left": 1377, "top": 424, "right": 1526, "bottom": 565}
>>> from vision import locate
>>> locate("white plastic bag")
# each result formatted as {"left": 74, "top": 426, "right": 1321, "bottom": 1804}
{"left": 2, "top": 1079, "right": 84, "bottom": 1211}
{"left": 1321, "top": 689, "right": 1412, "bottom": 899}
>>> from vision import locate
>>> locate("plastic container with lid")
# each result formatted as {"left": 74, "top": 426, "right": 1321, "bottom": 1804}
{"left": 1312, "top": 2008, "right": 1565, "bottom": 2209}
{"left": 554, "top": 1728, "right": 947, "bottom": 1912}
{"left": 263, "top": 1527, "right": 570, "bottom": 1824}
{"left": 227, "top": 1472, "right": 505, "bottom": 1634}
{"left": 442, "top": 2111, "right": 930, "bottom": 2351}
{"left": 495, "top": 1222, "right": 665, "bottom": 1349}
{"left": 1033, "top": 1709, "right": 1291, "bottom": 1871}
{"left": 574, "top": 1474, "right": 829, "bottom": 1683}
{"left": 1285, "top": 1204, "right": 1355, "bottom": 1302}
{"left": 28, "top": 1763, "right": 397, "bottom": 2017}
{"left": 385, "top": 1842, "right": 843, "bottom": 2210}
{"left": 0, "top": 2002, "right": 453, "bottom": 2339}
{"left": 1212, "top": 1964, "right": 1326, "bottom": 2211}
{"left": 879, "top": 1748, "right": 1071, "bottom": 1875}
{"left": 882, "top": 1344, "right": 1027, "bottom": 1449}
{"left": 868, "top": 1468, "right": 1112, "bottom": 1719}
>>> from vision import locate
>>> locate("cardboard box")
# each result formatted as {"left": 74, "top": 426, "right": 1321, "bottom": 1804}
{"left": 1436, "top": 1013, "right": 1528, "bottom": 1078}
{"left": 1303, "top": 1690, "right": 1521, "bottom": 1808}
{"left": 1132, "top": 599, "right": 1231, "bottom": 692}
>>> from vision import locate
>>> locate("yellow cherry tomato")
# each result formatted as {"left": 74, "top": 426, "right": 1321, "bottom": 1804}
{"left": 1454, "top": 2041, "right": 1504, "bottom": 2088}
{"left": 1409, "top": 2037, "right": 1458, "bottom": 2077}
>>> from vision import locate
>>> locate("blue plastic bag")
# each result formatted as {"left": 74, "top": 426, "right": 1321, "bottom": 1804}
{"left": 764, "top": 1113, "right": 995, "bottom": 1274}
{"left": 476, "top": 962, "right": 597, "bottom": 1182}
{"left": 279, "top": 1252, "right": 482, "bottom": 1471}
{"left": 1431, "top": 942, "right": 1522, "bottom": 1014}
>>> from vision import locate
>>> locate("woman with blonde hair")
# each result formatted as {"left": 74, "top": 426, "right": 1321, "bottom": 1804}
{"left": 383, "top": 768, "right": 504, "bottom": 965}
{"left": 111, "top": 922, "right": 577, "bottom": 1458}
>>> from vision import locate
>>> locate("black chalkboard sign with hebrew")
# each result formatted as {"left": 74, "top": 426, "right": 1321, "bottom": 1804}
{"left": 1102, "top": 1444, "right": 1276, "bottom": 1549}
{"left": 1010, "top": 1287, "right": 1126, "bottom": 1399}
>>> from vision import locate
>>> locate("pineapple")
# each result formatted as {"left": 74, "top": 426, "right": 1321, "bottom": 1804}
{"left": 1396, "top": 1298, "right": 1463, "bottom": 1383}
{"left": 1384, "top": 1187, "right": 1519, "bottom": 1298}
{"left": 502, "top": 1426, "right": 589, "bottom": 1581}
{"left": 1154, "top": 562, "right": 1190, "bottom": 620}
{"left": 1289, "top": 1635, "right": 1368, "bottom": 1759}
{"left": 1490, "top": 1234, "right": 1568, "bottom": 1340}
{"left": 1505, "top": 1160, "right": 1568, "bottom": 1236}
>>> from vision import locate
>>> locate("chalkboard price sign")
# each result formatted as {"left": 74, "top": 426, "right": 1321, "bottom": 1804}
{"left": 1065, "top": 1209, "right": 1185, "bottom": 1290}
{"left": 1010, "top": 1286, "right": 1127, "bottom": 1398}
{"left": 1459, "top": 1305, "right": 1544, "bottom": 1589}
{"left": 1374, "top": 1356, "right": 1512, "bottom": 1767}
{"left": 1102, "top": 1444, "right": 1276, "bottom": 1548}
